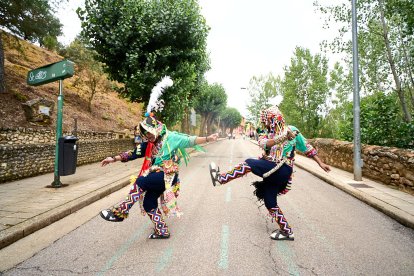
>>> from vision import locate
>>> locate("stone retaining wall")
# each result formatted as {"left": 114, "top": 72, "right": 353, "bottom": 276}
{"left": 0, "top": 139, "right": 134, "bottom": 183}
{"left": 308, "top": 138, "right": 414, "bottom": 195}
{"left": 0, "top": 127, "right": 129, "bottom": 145}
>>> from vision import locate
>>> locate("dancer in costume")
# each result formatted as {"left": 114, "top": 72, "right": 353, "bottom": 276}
{"left": 209, "top": 105, "right": 330, "bottom": 241}
{"left": 100, "top": 76, "right": 218, "bottom": 239}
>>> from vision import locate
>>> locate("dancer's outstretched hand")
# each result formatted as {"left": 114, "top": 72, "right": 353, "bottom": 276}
{"left": 208, "top": 133, "right": 219, "bottom": 142}
{"left": 101, "top": 156, "right": 115, "bottom": 167}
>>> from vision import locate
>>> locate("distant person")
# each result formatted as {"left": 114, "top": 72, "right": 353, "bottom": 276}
{"left": 133, "top": 125, "right": 142, "bottom": 146}
{"left": 209, "top": 106, "right": 330, "bottom": 241}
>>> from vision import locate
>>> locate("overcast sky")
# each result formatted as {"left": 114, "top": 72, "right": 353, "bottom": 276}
{"left": 58, "top": 0, "right": 344, "bottom": 117}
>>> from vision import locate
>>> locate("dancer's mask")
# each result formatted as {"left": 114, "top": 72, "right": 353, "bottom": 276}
{"left": 260, "top": 106, "right": 285, "bottom": 131}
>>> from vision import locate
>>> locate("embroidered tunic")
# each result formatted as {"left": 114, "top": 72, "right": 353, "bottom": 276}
{"left": 258, "top": 125, "right": 317, "bottom": 165}
{"left": 118, "top": 129, "right": 199, "bottom": 217}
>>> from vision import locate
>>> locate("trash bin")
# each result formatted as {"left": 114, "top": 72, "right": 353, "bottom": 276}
{"left": 58, "top": 135, "right": 78, "bottom": 176}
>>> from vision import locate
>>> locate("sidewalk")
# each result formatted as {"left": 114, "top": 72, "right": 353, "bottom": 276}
{"left": 1, "top": 142, "right": 414, "bottom": 251}
{"left": 0, "top": 160, "right": 140, "bottom": 249}
{"left": 294, "top": 154, "right": 414, "bottom": 230}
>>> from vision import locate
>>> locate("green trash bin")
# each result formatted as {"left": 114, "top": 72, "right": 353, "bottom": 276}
{"left": 58, "top": 136, "right": 78, "bottom": 176}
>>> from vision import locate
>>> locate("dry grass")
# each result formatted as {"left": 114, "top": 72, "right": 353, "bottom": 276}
{"left": 0, "top": 31, "right": 143, "bottom": 133}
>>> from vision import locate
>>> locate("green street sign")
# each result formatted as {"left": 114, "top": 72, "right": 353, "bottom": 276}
{"left": 27, "top": 60, "right": 74, "bottom": 86}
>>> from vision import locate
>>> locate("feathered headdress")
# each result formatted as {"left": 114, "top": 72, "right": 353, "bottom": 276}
{"left": 139, "top": 76, "right": 174, "bottom": 139}
{"left": 145, "top": 76, "right": 174, "bottom": 115}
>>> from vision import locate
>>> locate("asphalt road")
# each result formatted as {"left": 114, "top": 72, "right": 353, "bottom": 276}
{"left": 4, "top": 139, "right": 414, "bottom": 275}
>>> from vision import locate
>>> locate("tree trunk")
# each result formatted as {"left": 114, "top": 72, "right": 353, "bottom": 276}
{"left": 199, "top": 114, "right": 207, "bottom": 136}
{"left": 181, "top": 111, "right": 190, "bottom": 134}
{"left": 0, "top": 33, "right": 5, "bottom": 93}
{"left": 206, "top": 113, "right": 213, "bottom": 134}
{"left": 379, "top": 0, "right": 412, "bottom": 122}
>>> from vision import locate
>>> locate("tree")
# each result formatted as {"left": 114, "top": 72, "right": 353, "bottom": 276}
{"left": 78, "top": 0, "right": 210, "bottom": 126}
{"left": 194, "top": 82, "right": 227, "bottom": 136}
{"left": 246, "top": 73, "right": 280, "bottom": 126}
{"left": 279, "top": 47, "right": 330, "bottom": 138}
{"left": 320, "top": 62, "right": 353, "bottom": 138}
{"left": 0, "top": 0, "right": 62, "bottom": 43}
{"left": 61, "top": 38, "right": 111, "bottom": 112}
{"left": 339, "top": 92, "right": 414, "bottom": 149}
{"left": 0, "top": 0, "right": 63, "bottom": 93}
{"left": 385, "top": 0, "right": 414, "bottom": 37}
{"left": 315, "top": 0, "right": 413, "bottom": 122}
{"left": 221, "top": 107, "right": 243, "bottom": 136}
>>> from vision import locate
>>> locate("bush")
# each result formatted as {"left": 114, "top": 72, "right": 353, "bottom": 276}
{"left": 339, "top": 92, "right": 414, "bottom": 149}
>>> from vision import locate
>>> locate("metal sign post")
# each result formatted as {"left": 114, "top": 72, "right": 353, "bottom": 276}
{"left": 351, "top": 0, "right": 362, "bottom": 181}
{"left": 27, "top": 60, "right": 74, "bottom": 187}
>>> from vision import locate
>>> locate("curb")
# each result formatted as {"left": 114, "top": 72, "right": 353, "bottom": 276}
{"left": 294, "top": 161, "right": 414, "bottom": 230}
{"left": 0, "top": 177, "right": 130, "bottom": 250}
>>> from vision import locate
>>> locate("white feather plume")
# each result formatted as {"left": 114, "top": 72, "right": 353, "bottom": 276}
{"left": 146, "top": 76, "right": 173, "bottom": 114}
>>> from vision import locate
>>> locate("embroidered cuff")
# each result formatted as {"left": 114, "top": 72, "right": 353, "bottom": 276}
{"left": 305, "top": 145, "right": 317, "bottom": 158}
{"left": 273, "top": 134, "right": 288, "bottom": 144}
{"left": 119, "top": 151, "right": 130, "bottom": 162}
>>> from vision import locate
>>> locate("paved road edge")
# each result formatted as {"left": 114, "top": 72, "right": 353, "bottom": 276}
{"left": 295, "top": 161, "right": 414, "bottom": 230}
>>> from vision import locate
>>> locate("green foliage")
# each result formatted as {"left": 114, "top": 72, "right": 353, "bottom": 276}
{"left": 315, "top": 0, "right": 414, "bottom": 122}
{"left": 78, "top": 0, "right": 210, "bottom": 126}
{"left": 61, "top": 38, "right": 110, "bottom": 112}
{"left": 385, "top": 0, "right": 414, "bottom": 37}
{"left": 319, "top": 62, "right": 353, "bottom": 138}
{"left": 246, "top": 74, "right": 280, "bottom": 125}
{"left": 339, "top": 92, "right": 414, "bottom": 148}
{"left": 279, "top": 47, "right": 330, "bottom": 138}
{"left": 0, "top": 0, "right": 62, "bottom": 44}
{"left": 11, "top": 89, "right": 28, "bottom": 102}
{"left": 194, "top": 82, "right": 227, "bottom": 114}
{"left": 194, "top": 81, "right": 227, "bottom": 135}
{"left": 221, "top": 107, "right": 242, "bottom": 133}
{"left": 42, "top": 35, "right": 61, "bottom": 51}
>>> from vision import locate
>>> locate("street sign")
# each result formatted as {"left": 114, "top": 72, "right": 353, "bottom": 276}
{"left": 25, "top": 60, "right": 75, "bottom": 187}
{"left": 27, "top": 60, "right": 74, "bottom": 86}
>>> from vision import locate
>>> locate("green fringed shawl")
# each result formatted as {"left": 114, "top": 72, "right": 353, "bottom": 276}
{"left": 154, "top": 127, "right": 206, "bottom": 166}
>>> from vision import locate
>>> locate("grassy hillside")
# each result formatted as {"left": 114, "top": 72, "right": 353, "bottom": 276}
{"left": 0, "top": 31, "right": 143, "bottom": 133}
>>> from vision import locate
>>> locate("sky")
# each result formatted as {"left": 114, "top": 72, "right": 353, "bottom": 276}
{"left": 57, "top": 0, "right": 344, "bottom": 118}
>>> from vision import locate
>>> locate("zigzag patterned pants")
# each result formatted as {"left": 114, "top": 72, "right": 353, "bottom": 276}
{"left": 112, "top": 183, "right": 145, "bottom": 219}
{"left": 218, "top": 159, "right": 293, "bottom": 234}
{"left": 218, "top": 162, "right": 252, "bottom": 184}
{"left": 269, "top": 206, "right": 293, "bottom": 234}
{"left": 147, "top": 207, "right": 169, "bottom": 236}
{"left": 112, "top": 172, "right": 171, "bottom": 219}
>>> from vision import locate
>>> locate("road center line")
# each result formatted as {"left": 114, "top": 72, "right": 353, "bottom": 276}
{"left": 97, "top": 221, "right": 149, "bottom": 276}
{"left": 225, "top": 187, "right": 232, "bottom": 202}
{"left": 218, "top": 224, "right": 229, "bottom": 269}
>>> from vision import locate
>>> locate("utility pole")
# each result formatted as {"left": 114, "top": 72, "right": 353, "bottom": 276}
{"left": 352, "top": 0, "right": 362, "bottom": 181}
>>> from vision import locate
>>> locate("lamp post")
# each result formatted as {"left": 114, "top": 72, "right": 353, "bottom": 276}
{"left": 352, "top": 0, "right": 362, "bottom": 181}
